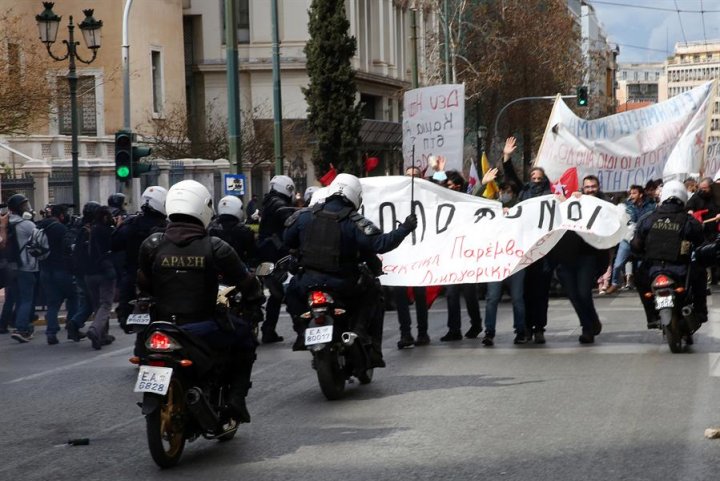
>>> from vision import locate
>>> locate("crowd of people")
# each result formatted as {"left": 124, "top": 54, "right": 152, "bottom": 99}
{"left": 0, "top": 137, "right": 715, "bottom": 353}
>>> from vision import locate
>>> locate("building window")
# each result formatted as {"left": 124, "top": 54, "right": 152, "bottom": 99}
{"left": 7, "top": 42, "right": 20, "bottom": 78}
{"left": 644, "top": 71, "right": 649, "bottom": 81}
{"left": 656, "top": 72, "right": 660, "bottom": 80}
{"left": 220, "top": 0, "right": 250, "bottom": 44}
{"left": 633, "top": 71, "right": 638, "bottom": 81}
{"left": 58, "top": 75, "right": 97, "bottom": 135}
{"left": 151, "top": 50, "right": 163, "bottom": 115}
{"left": 622, "top": 71, "right": 627, "bottom": 80}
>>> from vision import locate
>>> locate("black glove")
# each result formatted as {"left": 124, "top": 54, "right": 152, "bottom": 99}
{"left": 401, "top": 213, "right": 418, "bottom": 231}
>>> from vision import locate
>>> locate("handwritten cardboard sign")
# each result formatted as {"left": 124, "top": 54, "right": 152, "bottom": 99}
{"left": 402, "top": 84, "right": 465, "bottom": 175}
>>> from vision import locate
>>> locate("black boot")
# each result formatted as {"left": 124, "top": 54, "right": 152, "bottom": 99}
{"left": 228, "top": 353, "right": 255, "bottom": 423}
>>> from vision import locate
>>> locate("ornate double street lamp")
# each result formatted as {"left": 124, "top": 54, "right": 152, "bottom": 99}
{"left": 36, "top": 2, "right": 102, "bottom": 209}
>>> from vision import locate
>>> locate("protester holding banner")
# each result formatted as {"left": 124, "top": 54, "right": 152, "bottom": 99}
{"left": 440, "top": 170, "right": 483, "bottom": 341}
{"left": 500, "top": 137, "right": 553, "bottom": 343}
{"left": 395, "top": 166, "right": 431, "bottom": 350}
{"left": 550, "top": 176, "right": 609, "bottom": 344}
{"left": 476, "top": 175, "right": 527, "bottom": 346}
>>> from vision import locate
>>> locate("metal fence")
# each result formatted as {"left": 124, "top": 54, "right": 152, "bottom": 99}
{"left": 1, "top": 173, "right": 35, "bottom": 203}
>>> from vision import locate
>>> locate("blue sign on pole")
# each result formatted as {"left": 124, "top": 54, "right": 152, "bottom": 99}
{"left": 224, "top": 174, "right": 246, "bottom": 196}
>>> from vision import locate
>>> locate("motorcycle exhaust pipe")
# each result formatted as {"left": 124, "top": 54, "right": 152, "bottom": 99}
{"left": 186, "top": 387, "right": 219, "bottom": 432}
{"left": 341, "top": 332, "right": 358, "bottom": 346}
{"left": 682, "top": 305, "right": 693, "bottom": 318}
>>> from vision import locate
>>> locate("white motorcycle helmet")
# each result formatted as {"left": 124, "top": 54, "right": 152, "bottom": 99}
{"left": 660, "top": 180, "right": 688, "bottom": 206}
{"left": 327, "top": 173, "right": 363, "bottom": 209}
{"left": 166, "top": 180, "right": 214, "bottom": 227}
{"left": 217, "top": 195, "right": 245, "bottom": 221}
{"left": 269, "top": 175, "right": 295, "bottom": 198}
{"left": 303, "top": 186, "right": 319, "bottom": 204}
{"left": 140, "top": 186, "right": 168, "bottom": 216}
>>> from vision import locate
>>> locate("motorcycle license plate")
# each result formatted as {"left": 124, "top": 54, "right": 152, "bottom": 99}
{"left": 134, "top": 366, "right": 173, "bottom": 395}
{"left": 305, "top": 325, "right": 333, "bottom": 346}
{"left": 655, "top": 296, "right": 674, "bottom": 310}
{"left": 126, "top": 313, "right": 151, "bottom": 326}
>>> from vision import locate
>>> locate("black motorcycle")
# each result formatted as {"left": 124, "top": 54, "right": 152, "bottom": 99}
{"left": 645, "top": 243, "right": 718, "bottom": 353}
{"left": 128, "top": 284, "right": 260, "bottom": 468}
{"left": 300, "top": 264, "right": 378, "bottom": 400}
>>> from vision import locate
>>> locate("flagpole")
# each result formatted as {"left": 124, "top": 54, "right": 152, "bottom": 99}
{"left": 411, "top": 145, "right": 416, "bottom": 215}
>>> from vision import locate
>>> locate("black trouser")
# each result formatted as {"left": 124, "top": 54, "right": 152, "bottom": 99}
{"left": 393, "top": 286, "right": 428, "bottom": 336}
{"left": 446, "top": 283, "right": 482, "bottom": 333}
{"left": 115, "top": 266, "right": 138, "bottom": 329}
{"left": 523, "top": 260, "right": 553, "bottom": 333}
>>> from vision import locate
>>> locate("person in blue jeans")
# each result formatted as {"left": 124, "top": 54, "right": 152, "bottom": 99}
{"left": 482, "top": 270, "right": 526, "bottom": 346}
{"left": 606, "top": 185, "right": 655, "bottom": 295}
{"left": 37, "top": 204, "right": 79, "bottom": 344}
{"left": 6, "top": 194, "right": 39, "bottom": 343}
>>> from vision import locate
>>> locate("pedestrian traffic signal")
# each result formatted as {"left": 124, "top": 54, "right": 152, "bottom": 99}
{"left": 115, "top": 130, "right": 132, "bottom": 181}
{"left": 132, "top": 145, "right": 153, "bottom": 177}
{"left": 576, "top": 86, "right": 589, "bottom": 107}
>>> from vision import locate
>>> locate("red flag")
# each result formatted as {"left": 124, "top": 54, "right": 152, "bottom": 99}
{"left": 551, "top": 167, "right": 579, "bottom": 196}
{"left": 319, "top": 164, "right": 337, "bottom": 186}
{"left": 691, "top": 208, "right": 708, "bottom": 223}
{"left": 365, "top": 156, "right": 380, "bottom": 173}
{"left": 407, "top": 286, "right": 443, "bottom": 309}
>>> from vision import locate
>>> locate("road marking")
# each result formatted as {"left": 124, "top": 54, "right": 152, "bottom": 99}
{"left": 3, "top": 346, "right": 133, "bottom": 385}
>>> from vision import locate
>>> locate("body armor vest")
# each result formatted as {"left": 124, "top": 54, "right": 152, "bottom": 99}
{"left": 644, "top": 212, "right": 689, "bottom": 263}
{"left": 299, "top": 205, "right": 353, "bottom": 274}
{"left": 152, "top": 235, "right": 218, "bottom": 323}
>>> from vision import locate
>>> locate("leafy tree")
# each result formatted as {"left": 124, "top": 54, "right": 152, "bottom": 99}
{"left": 302, "top": 0, "right": 364, "bottom": 176}
{"left": 0, "top": 12, "right": 55, "bottom": 135}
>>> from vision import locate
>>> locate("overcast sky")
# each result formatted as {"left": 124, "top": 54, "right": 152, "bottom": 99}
{"left": 591, "top": 0, "right": 720, "bottom": 64}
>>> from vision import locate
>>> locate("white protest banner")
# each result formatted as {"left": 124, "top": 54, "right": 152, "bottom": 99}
{"left": 535, "top": 81, "right": 715, "bottom": 192}
{"left": 402, "top": 84, "right": 465, "bottom": 175}
{"left": 706, "top": 140, "right": 720, "bottom": 180}
{"left": 359, "top": 176, "right": 628, "bottom": 286}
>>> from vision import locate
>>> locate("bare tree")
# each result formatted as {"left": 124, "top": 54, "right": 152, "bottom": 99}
{"left": 0, "top": 12, "right": 56, "bottom": 135}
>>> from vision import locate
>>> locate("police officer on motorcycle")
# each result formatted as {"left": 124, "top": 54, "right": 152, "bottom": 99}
{"left": 208, "top": 195, "right": 256, "bottom": 265}
{"left": 137, "top": 180, "right": 264, "bottom": 422}
{"left": 631, "top": 180, "right": 708, "bottom": 330}
{"left": 283, "top": 173, "right": 418, "bottom": 364}
{"left": 257, "top": 175, "right": 296, "bottom": 343}
{"left": 112, "top": 186, "right": 168, "bottom": 333}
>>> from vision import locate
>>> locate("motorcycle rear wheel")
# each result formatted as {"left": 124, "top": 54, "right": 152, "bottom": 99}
{"left": 665, "top": 315, "right": 682, "bottom": 354}
{"left": 146, "top": 378, "right": 186, "bottom": 468}
{"left": 315, "top": 350, "right": 345, "bottom": 400}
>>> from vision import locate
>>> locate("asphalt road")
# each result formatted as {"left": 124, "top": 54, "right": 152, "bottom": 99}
{"left": 1, "top": 290, "right": 720, "bottom": 481}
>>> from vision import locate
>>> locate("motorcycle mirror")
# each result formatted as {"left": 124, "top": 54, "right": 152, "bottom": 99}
{"left": 255, "top": 262, "right": 275, "bottom": 277}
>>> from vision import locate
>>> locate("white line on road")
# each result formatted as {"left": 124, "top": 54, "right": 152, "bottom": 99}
{"left": 3, "top": 346, "right": 134, "bottom": 385}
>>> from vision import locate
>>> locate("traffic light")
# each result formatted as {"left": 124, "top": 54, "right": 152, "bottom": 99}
{"left": 115, "top": 130, "right": 132, "bottom": 181}
{"left": 132, "top": 143, "right": 152, "bottom": 177}
{"left": 576, "top": 86, "right": 589, "bottom": 107}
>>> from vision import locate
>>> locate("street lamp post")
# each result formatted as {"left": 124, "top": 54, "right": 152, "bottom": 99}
{"left": 36, "top": 2, "right": 102, "bottom": 210}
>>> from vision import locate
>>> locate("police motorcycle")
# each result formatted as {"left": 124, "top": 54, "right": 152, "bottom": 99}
{"left": 126, "top": 276, "right": 267, "bottom": 468}
{"left": 643, "top": 242, "right": 717, "bottom": 353}
{"left": 299, "top": 261, "right": 380, "bottom": 401}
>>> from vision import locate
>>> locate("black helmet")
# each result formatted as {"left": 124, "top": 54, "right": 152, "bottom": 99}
{"left": 7, "top": 194, "right": 29, "bottom": 213}
{"left": 82, "top": 201, "right": 101, "bottom": 222}
{"left": 107, "top": 193, "right": 126, "bottom": 209}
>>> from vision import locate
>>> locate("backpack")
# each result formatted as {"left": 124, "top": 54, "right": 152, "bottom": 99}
{"left": 71, "top": 225, "right": 92, "bottom": 275}
{"left": 21, "top": 223, "right": 52, "bottom": 261}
